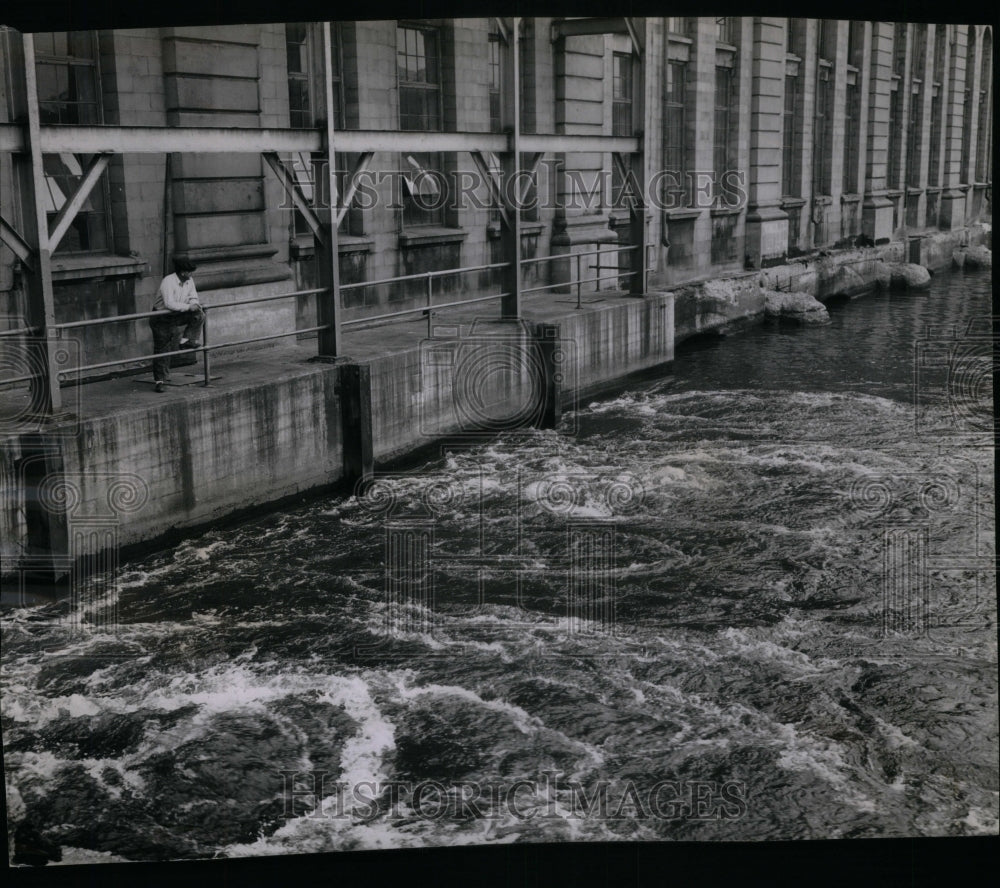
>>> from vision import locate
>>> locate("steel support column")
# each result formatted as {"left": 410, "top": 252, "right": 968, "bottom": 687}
{"left": 500, "top": 16, "right": 523, "bottom": 318}
{"left": 14, "top": 33, "right": 62, "bottom": 414}
{"left": 317, "top": 21, "right": 343, "bottom": 357}
{"left": 627, "top": 18, "right": 649, "bottom": 297}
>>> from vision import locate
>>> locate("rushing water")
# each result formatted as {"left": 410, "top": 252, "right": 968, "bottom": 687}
{"left": 2, "top": 269, "right": 996, "bottom": 863}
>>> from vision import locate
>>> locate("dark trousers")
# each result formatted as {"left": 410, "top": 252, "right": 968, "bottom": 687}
{"left": 149, "top": 308, "right": 204, "bottom": 383}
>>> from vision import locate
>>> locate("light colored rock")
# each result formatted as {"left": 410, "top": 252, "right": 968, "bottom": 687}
{"left": 873, "top": 261, "right": 892, "bottom": 289}
{"left": 887, "top": 262, "right": 931, "bottom": 291}
{"left": 763, "top": 289, "right": 830, "bottom": 324}
{"left": 964, "top": 244, "right": 992, "bottom": 269}
{"left": 952, "top": 250, "right": 967, "bottom": 270}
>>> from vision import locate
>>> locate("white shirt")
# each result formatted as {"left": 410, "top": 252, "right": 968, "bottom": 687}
{"left": 154, "top": 273, "right": 200, "bottom": 312}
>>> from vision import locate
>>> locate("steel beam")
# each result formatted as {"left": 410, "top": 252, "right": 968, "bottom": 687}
{"left": 470, "top": 149, "right": 511, "bottom": 230}
{"left": 335, "top": 151, "right": 374, "bottom": 227}
{"left": 500, "top": 16, "right": 523, "bottom": 319}
{"left": 47, "top": 153, "right": 112, "bottom": 253}
{"left": 316, "top": 22, "right": 343, "bottom": 358}
{"left": 262, "top": 152, "right": 325, "bottom": 243}
{"left": 0, "top": 213, "right": 33, "bottom": 268}
{"left": 24, "top": 125, "right": 324, "bottom": 155}
{"left": 520, "top": 133, "right": 639, "bottom": 155}
{"left": 16, "top": 34, "right": 62, "bottom": 413}
{"left": 551, "top": 17, "right": 631, "bottom": 41}
{"left": 628, "top": 18, "right": 650, "bottom": 297}
{"left": 0, "top": 123, "right": 640, "bottom": 159}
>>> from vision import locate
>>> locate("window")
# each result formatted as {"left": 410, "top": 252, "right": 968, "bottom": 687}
{"left": 887, "top": 84, "right": 902, "bottom": 188}
{"left": 285, "top": 24, "right": 351, "bottom": 239}
{"left": 401, "top": 152, "right": 445, "bottom": 228}
{"left": 488, "top": 30, "right": 502, "bottom": 133}
{"left": 716, "top": 17, "right": 736, "bottom": 46}
{"left": 893, "top": 23, "right": 908, "bottom": 76}
{"left": 713, "top": 65, "right": 734, "bottom": 203}
{"left": 907, "top": 79, "right": 923, "bottom": 188}
{"left": 612, "top": 53, "right": 632, "bottom": 137}
{"left": 927, "top": 26, "right": 946, "bottom": 187}
{"left": 961, "top": 28, "right": 975, "bottom": 182}
{"left": 975, "top": 30, "right": 992, "bottom": 181}
{"left": 667, "top": 18, "right": 689, "bottom": 37}
{"left": 397, "top": 24, "right": 441, "bottom": 131}
{"left": 813, "top": 64, "right": 832, "bottom": 194}
{"left": 848, "top": 21, "right": 864, "bottom": 67}
{"left": 286, "top": 23, "right": 312, "bottom": 128}
{"left": 782, "top": 73, "right": 801, "bottom": 196}
{"left": 843, "top": 81, "right": 859, "bottom": 193}
{"left": 34, "top": 31, "right": 110, "bottom": 253}
{"left": 663, "top": 60, "right": 689, "bottom": 206}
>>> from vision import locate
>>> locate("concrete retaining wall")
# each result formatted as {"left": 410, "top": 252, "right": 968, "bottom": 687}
{"left": 2, "top": 292, "right": 676, "bottom": 566}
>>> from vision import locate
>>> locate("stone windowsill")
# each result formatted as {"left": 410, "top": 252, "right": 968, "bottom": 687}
{"left": 840, "top": 193, "right": 863, "bottom": 204}
{"left": 663, "top": 207, "right": 702, "bottom": 220}
{"left": 667, "top": 34, "right": 693, "bottom": 44}
{"left": 50, "top": 253, "right": 148, "bottom": 283}
{"left": 291, "top": 234, "right": 374, "bottom": 259}
{"left": 886, "top": 189, "right": 905, "bottom": 198}
{"left": 398, "top": 227, "right": 468, "bottom": 248}
{"left": 972, "top": 181, "right": 990, "bottom": 189}
{"left": 925, "top": 186, "right": 943, "bottom": 195}
{"left": 710, "top": 204, "right": 742, "bottom": 217}
{"left": 521, "top": 221, "right": 545, "bottom": 236}
{"left": 906, "top": 186, "right": 924, "bottom": 196}
{"left": 177, "top": 244, "right": 278, "bottom": 264}
{"left": 717, "top": 42, "right": 737, "bottom": 52}
{"left": 812, "top": 195, "right": 833, "bottom": 206}
{"left": 780, "top": 197, "right": 807, "bottom": 209}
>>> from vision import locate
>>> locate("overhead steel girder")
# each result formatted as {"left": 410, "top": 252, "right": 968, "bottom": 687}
{"left": 551, "top": 17, "right": 644, "bottom": 54}
{"left": 0, "top": 124, "right": 640, "bottom": 158}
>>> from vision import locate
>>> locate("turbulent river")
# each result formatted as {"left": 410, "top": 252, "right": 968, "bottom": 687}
{"left": 2, "top": 268, "right": 996, "bottom": 862}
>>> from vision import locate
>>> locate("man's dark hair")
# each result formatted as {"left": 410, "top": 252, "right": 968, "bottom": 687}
{"left": 174, "top": 257, "right": 198, "bottom": 273}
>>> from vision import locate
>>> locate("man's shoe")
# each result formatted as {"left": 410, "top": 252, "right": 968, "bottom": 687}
{"left": 154, "top": 382, "right": 165, "bottom": 393}
{"left": 179, "top": 339, "right": 199, "bottom": 350}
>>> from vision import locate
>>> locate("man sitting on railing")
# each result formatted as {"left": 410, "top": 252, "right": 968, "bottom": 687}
{"left": 150, "top": 257, "right": 205, "bottom": 393}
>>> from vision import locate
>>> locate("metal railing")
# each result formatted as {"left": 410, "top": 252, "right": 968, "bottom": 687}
{"left": 1, "top": 245, "right": 641, "bottom": 392}
{"left": 521, "top": 244, "right": 639, "bottom": 308}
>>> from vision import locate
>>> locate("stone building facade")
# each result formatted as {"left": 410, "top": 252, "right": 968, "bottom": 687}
{"left": 0, "top": 18, "right": 992, "bottom": 373}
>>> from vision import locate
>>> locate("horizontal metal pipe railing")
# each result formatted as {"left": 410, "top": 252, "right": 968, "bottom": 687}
{"left": 340, "top": 261, "right": 509, "bottom": 291}
{"left": 519, "top": 244, "right": 638, "bottom": 267}
{"left": 1, "top": 246, "right": 645, "bottom": 392}
{"left": 522, "top": 271, "right": 638, "bottom": 296}
{"left": 0, "top": 326, "right": 40, "bottom": 338}
{"left": 61, "top": 325, "right": 332, "bottom": 378}
{"left": 341, "top": 291, "right": 508, "bottom": 329}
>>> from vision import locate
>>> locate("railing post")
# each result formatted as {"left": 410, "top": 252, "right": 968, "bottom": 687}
{"left": 628, "top": 18, "right": 649, "bottom": 298}
{"left": 426, "top": 274, "right": 433, "bottom": 336}
{"left": 575, "top": 252, "right": 582, "bottom": 309}
{"left": 201, "top": 310, "right": 210, "bottom": 387}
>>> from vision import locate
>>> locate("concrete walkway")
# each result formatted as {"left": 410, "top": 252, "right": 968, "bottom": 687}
{"left": 3, "top": 287, "right": 640, "bottom": 427}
